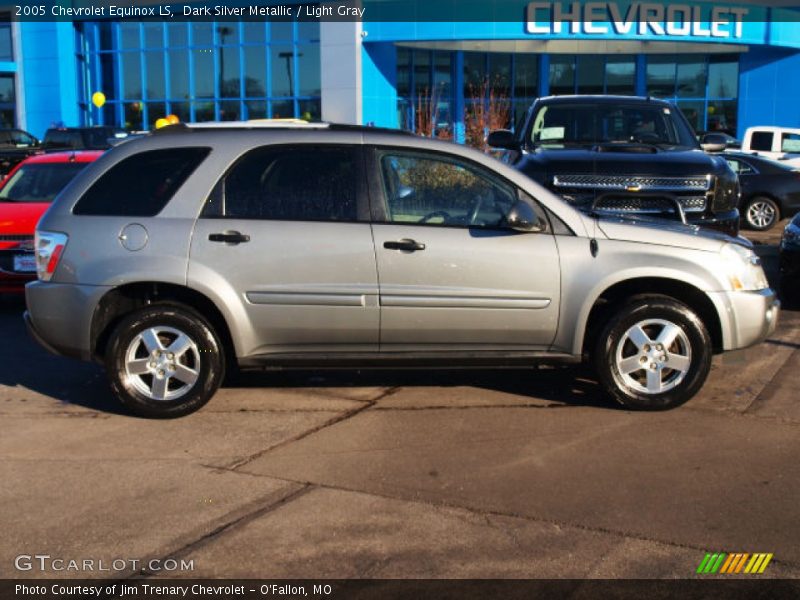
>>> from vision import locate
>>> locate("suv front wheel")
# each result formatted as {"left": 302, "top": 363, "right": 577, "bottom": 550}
{"left": 594, "top": 297, "right": 712, "bottom": 410}
{"left": 105, "top": 304, "right": 224, "bottom": 418}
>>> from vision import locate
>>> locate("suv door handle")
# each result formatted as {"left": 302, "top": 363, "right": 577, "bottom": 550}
{"left": 209, "top": 231, "right": 250, "bottom": 244}
{"left": 384, "top": 239, "right": 426, "bottom": 252}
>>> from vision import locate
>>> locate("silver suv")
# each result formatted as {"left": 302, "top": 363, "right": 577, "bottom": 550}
{"left": 24, "top": 123, "right": 779, "bottom": 417}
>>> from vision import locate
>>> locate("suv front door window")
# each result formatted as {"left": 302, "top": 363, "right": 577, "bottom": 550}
{"left": 377, "top": 152, "right": 516, "bottom": 228}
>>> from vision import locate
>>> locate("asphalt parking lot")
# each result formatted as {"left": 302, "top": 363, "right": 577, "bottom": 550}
{"left": 2, "top": 230, "right": 799, "bottom": 581}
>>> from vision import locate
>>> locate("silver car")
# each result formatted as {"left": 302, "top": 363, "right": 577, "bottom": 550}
{"left": 24, "top": 123, "right": 779, "bottom": 417}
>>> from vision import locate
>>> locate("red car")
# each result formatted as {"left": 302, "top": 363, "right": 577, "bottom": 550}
{"left": 0, "top": 151, "right": 102, "bottom": 292}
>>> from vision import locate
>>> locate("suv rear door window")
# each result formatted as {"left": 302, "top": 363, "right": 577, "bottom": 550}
{"left": 73, "top": 147, "right": 210, "bottom": 216}
{"left": 216, "top": 145, "right": 358, "bottom": 222}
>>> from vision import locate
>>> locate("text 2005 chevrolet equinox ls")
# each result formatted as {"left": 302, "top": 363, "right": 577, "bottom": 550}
{"left": 24, "top": 123, "right": 778, "bottom": 417}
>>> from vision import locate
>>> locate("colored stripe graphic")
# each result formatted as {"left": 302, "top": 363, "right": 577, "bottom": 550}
{"left": 699, "top": 553, "right": 727, "bottom": 573}
{"left": 720, "top": 553, "right": 739, "bottom": 573}
{"left": 700, "top": 552, "right": 774, "bottom": 575}
{"left": 720, "top": 554, "right": 736, "bottom": 573}
{"left": 745, "top": 554, "right": 761, "bottom": 573}
{"left": 759, "top": 553, "right": 774, "bottom": 573}
{"left": 697, "top": 554, "right": 712, "bottom": 574}
{"left": 711, "top": 553, "right": 727, "bottom": 573}
{"left": 734, "top": 553, "right": 750, "bottom": 573}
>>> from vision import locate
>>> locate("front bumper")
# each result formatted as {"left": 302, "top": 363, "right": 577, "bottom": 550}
{"left": 709, "top": 287, "right": 780, "bottom": 351}
{"left": 0, "top": 251, "right": 37, "bottom": 293}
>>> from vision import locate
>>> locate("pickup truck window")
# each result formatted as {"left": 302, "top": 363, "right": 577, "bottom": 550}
{"left": 781, "top": 133, "right": 800, "bottom": 153}
{"left": 749, "top": 131, "right": 773, "bottom": 152}
{"left": 529, "top": 103, "right": 697, "bottom": 148}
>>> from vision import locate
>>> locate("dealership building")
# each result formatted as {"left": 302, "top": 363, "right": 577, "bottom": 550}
{"left": 2, "top": 1, "right": 800, "bottom": 141}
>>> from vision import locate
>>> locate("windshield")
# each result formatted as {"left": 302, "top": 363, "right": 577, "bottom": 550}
{"left": 529, "top": 103, "right": 699, "bottom": 149}
{"left": 0, "top": 162, "right": 90, "bottom": 203}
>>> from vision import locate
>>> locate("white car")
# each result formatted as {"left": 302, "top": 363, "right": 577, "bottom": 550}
{"left": 741, "top": 126, "right": 800, "bottom": 167}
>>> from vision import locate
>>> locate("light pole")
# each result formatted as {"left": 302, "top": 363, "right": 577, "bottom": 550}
{"left": 217, "top": 26, "right": 232, "bottom": 99}
{"left": 278, "top": 51, "right": 302, "bottom": 98}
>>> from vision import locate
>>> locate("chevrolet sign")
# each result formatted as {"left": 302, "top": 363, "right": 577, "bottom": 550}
{"left": 526, "top": 2, "right": 748, "bottom": 38}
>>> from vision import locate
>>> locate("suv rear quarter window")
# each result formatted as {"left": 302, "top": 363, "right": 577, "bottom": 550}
{"left": 73, "top": 147, "right": 210, "bottom": 216}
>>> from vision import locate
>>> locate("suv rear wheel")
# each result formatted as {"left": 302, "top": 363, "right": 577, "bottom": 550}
{"left": 105, "top": 304, "right": 224, "bottom": 418}
{"left": 594, "top": 297, "right": 712, "bottom": 410}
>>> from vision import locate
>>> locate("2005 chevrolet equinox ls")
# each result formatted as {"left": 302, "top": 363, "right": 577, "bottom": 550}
{"left": 24, "top": 122, "right": 779, "bottom": 418}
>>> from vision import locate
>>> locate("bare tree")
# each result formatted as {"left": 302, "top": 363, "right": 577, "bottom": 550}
{"left": 464, "top": 79, "right": 511, "bottom": 152}
{"left": 415, "top": 83, "right": 453, "bottom": 140}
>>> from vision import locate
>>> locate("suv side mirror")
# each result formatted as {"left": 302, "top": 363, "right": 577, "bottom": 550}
{"left": 487, "top": 129, "right": 521, "bottom": 151}
{"left": 701, "top": 133, "right": 728, "bottom": 153}
{"left": 506, "top": 199, "right": 545, "bottom": 232}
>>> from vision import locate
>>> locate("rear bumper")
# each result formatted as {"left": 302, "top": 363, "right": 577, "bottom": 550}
{"left": 25, "top": 280, "right": 110, "bottom": 361}
{"left": 23, "top": 310, "right": 62, "bottom": 356}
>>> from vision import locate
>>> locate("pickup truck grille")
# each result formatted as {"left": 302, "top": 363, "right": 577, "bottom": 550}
{"left": 593, "top": 195, "right": 708, "bottom": 214}
{"left": 553, "top": 174, "right": 712, "bottom": 192}
{"left": 552, "top": 174, "right": 712, "bottom": 215}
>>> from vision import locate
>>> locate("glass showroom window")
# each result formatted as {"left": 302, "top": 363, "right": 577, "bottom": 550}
{"left": 76, "top": 19, "right": 321, "bottom": 130}
{"left": 646, "top": 54, "right": 739, "bottom": 135}
{"left": 397, "top": 48, "right": 453, "bottom": 137}
{"left": 0, "top": 12, "right": 13, "bottom": 61}
{"left": 547, "top": 55, "right": 636, "bottom": 97}
{"left": 397, "top": 49, "right": 538, "bottom": 139}
{"left": 0, "top": 74, "right": 15, "bottom": 127}
{"left": 0, "top": 13, "right": 14, "bottom": 127}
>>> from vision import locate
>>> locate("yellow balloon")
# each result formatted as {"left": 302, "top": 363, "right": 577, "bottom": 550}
{"left": 91, "top": 92, "right": 106, "bottom": 108}
{"left": 155, "top": 118, "right": 170, "bottom": 129}
{"left": 166, "top": 114, "right": 180, "bottom": 124}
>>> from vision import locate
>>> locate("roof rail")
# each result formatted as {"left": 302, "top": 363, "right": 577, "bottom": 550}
{"left": 150, "top": 120, "right": 415, "bottom": 136}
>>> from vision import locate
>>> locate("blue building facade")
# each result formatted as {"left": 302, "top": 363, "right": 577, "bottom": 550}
{"left": 3, "top": 1, "right": 800, "bottom": 140}
{"left": 359, "top": 2, "right": 800, "bottom": 140}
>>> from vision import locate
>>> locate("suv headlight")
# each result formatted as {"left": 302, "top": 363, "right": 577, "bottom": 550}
{"left": 720, "top": 242, "right": 768, "bottom": 291}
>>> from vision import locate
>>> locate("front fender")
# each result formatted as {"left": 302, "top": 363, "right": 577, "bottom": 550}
{"left": 551, "top": 237, "right": 732, "bottom": 355}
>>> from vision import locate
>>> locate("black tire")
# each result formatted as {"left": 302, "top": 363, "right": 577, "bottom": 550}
{"left": 594, "top": 297, "right": 712, "bottom": 411}
{"left": 743, "top": 196, "right": 780, "bottom": 231}
{"left": 105, "top": 304, "right": 224, "bottom": 418}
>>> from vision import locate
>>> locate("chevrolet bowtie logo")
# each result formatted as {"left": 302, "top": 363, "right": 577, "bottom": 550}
{"left": 626, "top": 184, "right": 642, "bottom": 192}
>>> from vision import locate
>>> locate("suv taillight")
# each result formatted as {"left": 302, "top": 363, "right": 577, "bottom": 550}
{"left": 35, "top": 231, "right": 68, "bottom": 282}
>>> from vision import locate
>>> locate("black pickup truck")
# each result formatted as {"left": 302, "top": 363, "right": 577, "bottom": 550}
{"left": 0, "top": 128, "right": 40, "bottom": 177}
{"left": 488, "top": 95, "right": 740, "bottom": 236}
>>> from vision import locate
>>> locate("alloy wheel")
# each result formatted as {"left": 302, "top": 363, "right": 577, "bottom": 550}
{"left": 123, "top": 326, "right": 201, "bottom": 401}
{"left": 614, "top": 318, "right": 692, "bottom": 395}
{"left": 747, "top": 200, "right": 777, "bottom": 230}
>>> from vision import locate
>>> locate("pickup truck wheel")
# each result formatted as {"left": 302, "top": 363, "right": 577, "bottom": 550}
{"left": 105, "top": 305, "right": 224, "bottom": 418}
{"left": 744, "top": 196, "right": 779, "bottom": 231}
{"left": 594, "top": 298, "right": 712, "bottom": 410}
